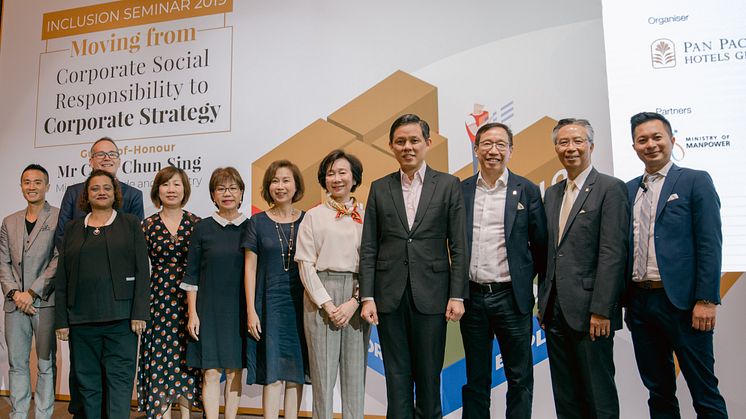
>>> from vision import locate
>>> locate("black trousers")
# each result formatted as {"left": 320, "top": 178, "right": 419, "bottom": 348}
{"left": 69, "top": 319, "right": 137, "bottom": 419}
{"left": 460, "top": 282, "right": 533, "bottom": 419}
{"left": 545, "top": 295, "right": 619, "bottom": 419}
{"left": 626, "top": 288, "right": 728, "bottom": 419}
{"left": 377, "top": 283, "right": 447, "bottom": 419}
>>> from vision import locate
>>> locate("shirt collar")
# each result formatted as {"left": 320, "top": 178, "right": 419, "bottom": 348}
{"left": 568, "top": 165, "right": 593, "bottom": 190}
{"left": 84, "top": 210, "right": 117, "bottom": 228}
{"left": 644, "top": 160, "right": 673, "bottom": 179}
{"left": 477, "top": 169, "right": 509, "bottom": 190}
{"left": 212, "top": 212, "right": 247, "bottom": 227}
{"left": 400, "top": 164, "right": 427, "bottom": 185}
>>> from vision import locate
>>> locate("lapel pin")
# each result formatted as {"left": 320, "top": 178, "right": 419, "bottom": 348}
{"left": 585, "top": 187, "right": 589, "bottom": 192}
{"left": 512, "top": 190, "right": 517, "bottom": 195}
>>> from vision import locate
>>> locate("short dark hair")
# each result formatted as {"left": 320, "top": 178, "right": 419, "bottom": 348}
{"left": 551, "top": 118, "right": 595, "bottom": 145}
{"left": 208, "top": 167, "right": 245, "bottom": 209}
{"left": 317, "top": 150, "right": 363, "bottom": 193}
{"left": 474, "top": 122, "right": 514, "bottom": 147}
{"left": 261, "top": 160, "right": 305, "bottom": 205}
{"left": 79, "top": 169, "right": 123, "bottom": 212}
{"left": 630, "top": 112, "right": 673, "bottom": 139}
{"left": 21, "top": 164, "right": 49, "bottom": 184}
{"left": 150, "top": 166, "right": 191, "bottom": 208}
{"left": 389, "top": 114, "right": 430, "bottom": 144}
{"left": 90, "top": 136, "right": 118, "bottom": 153}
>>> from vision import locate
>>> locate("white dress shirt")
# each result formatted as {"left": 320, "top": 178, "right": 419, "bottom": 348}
{"left": 559, "top": 165, "right": 594, "bottom": 223}
{"left": 401, "top": 164, "right": 427, "bottom": 229}
{"left": 470, "top": 170, "right": 511, "bottom": 283}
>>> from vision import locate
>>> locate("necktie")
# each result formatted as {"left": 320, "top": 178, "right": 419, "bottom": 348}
{"left": 634, "top": 173, "right": 660, "bottom": 279}
{"left": 558, "top": 180, "right": 576, "bottom": 243}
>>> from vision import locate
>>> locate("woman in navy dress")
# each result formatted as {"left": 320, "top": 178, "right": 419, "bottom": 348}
{"left": 137, "top": 167, "right": 202, "bottom": 418}
{"left": 243, "top": 160, "right": 308, "bottom": 419}
{"left": 181, "top": 167, "right": 247, "bottom": 419}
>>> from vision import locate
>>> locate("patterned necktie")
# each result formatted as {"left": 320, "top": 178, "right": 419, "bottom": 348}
{"left": 558, "top": 180, "right": 576, "bottom": 244}
{"left": 634, "top": 173, "right": 661, "bottom": 279}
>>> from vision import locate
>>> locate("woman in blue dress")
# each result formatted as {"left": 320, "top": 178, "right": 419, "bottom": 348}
{"left": 243, "top": 160, "right": 308, "bottom": 419}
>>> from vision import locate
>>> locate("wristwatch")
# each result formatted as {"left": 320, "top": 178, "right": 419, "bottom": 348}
{"left": 6, "top": 289, "right": 18, "bottom": 300}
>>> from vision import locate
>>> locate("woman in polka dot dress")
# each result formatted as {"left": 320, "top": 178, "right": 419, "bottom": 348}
{"left": 137, "top": 167, "right": 202, "bottom": 418}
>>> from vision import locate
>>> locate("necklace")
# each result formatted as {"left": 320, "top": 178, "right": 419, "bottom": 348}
{"left": 275, "top": 220, "right": 296, "bottom": 272}
{"left": 93, "top": 226, "right": 101, "bottom": 236}
{"left": 270, "top": 207, "right": 297, "bottom": 272}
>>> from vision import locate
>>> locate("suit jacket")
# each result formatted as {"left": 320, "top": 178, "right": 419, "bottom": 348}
{"left": 626, "top": 164, "right": 721, "bottom": 309}
{"left": 0, "top": 202, "right": 59, "bottom": 311}
{"left": 461, "top": 171, "right": 548, "bottom": 314}
{"left": 54, "top": 180, "right": 144, "bottom": 250}
{"left": 54, "top": 212, "right": 150, "bottom": 328}
{"left": 538, "top": 168, "right": 629, "bottom": 332}
{"left": 359, "top": 166, "right": 468, "bottom": 314}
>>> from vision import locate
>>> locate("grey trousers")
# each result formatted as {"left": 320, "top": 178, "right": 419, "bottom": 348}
{"left": 4, "top": 307, "right": 56, "bottom": 419}
{"left": 304, "top": 271, "right": 371, "bottom": 419}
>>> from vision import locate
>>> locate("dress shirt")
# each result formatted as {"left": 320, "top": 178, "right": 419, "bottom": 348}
{"left": 470, "top": 170, "right": 511, "bottom": 283}
{"left": 559, "top": 165, "right": 594, "bottom": 224}
{"left": 632, "top": 160, "right": 672, "bottom": 282}
{"left": 295, "top": 199, "right": 363, "bottom": 307}
{"left": 401, "top": 164, "right": 427, "bottom": 229}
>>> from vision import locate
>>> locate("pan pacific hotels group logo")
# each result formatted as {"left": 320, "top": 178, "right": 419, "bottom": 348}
{"left": 651, "top": 38, "right": 676, "bottom": 68}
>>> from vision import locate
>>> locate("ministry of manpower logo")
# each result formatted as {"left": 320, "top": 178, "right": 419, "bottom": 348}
{"left": 651, "top": 38, "right": 676, "bottom": 68}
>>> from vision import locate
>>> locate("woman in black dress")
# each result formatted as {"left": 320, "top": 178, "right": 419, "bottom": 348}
{"left": 55, "top": 169, "right": 149, "bottom": 418}
{"left": 137, "top": 166, "right": 202, "bottom": 418}
{"left": 181, "top": 167, "right": 247, "bottom": 419}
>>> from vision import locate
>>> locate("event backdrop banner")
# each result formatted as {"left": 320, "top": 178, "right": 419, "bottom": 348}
{"left": 1, "top": 0, "right": 743, "bottom": 417}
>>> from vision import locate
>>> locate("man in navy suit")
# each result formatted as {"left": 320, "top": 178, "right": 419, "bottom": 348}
{"left": 626, "top": 112, "right": 728, "bottom": 418}
{"left": 460, "top": 122, "right": 547, "bottom": 419}
{"left": 54, "top": 136, "right": 144, "bottom": 419}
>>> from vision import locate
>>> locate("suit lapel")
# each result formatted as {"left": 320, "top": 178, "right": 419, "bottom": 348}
{"left": 463, "top": 175, "right": 477, "bottom": 247}
{"left": 12, "top": 212, "right": 25, "bottom": 273}
{"left": 410, "top": 167, "right": 437, "bottom": 234}
{"left": 504, "top": 172, "right": 521, "bottom": 242}
{"left": 25, "top": 203, "right": 50, "bottom": 252}
{"left": 550, "top": 180, "right": 565, "bottom": 247}
{"left": 559, "top": 169, "right": 597, "bottom": 245}
{"left": 656, "top": 164, "right": 681, "bottom": 221}
{"left": 387, "top": 172, "right": 410, "bottom": 233}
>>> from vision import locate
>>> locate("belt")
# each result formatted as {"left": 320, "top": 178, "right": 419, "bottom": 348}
{"left": 633, "top": 280, "right": 665, "bottom": 290}
{"left": 470, "top": 281, "right": 512, "bottom": 294}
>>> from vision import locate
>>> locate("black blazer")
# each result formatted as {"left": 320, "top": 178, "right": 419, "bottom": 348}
{"left": 462, "top": 171, "right": 548, "bottom": 314}
{"left": 359, "top": 166, "right": 468, "bottom": 314}
{"left": 54, "top": 212, "right": 150, "bottom": 328}
{"left": 538, "top": 168, "right": 630, "bottom": 332}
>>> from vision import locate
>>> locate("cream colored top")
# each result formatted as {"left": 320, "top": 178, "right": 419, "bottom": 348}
{"left": 294, "top": 199, "right": 363, "bottom": 307}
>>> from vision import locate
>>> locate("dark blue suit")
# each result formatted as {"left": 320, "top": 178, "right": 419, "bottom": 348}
{"left": 459, "top": 171, "right": 547, "bottom": 419}
{"left": 626, "top": 164, "right": 727, "bottom": 418}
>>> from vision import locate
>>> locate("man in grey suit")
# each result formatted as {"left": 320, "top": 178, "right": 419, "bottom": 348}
{"left": 537, "top": 119, "right": 629, "bottom": 419}
{"left": 0, "top": 164, "right": 59, "bottom": 419}
{"left": 360, "top": 114, "right": 468, "bottom": 418}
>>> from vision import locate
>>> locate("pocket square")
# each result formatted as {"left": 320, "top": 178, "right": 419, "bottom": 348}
{"left": 517, "top": 202, "right": 525, "bottom": 210}
{"left": 125, "top": 276, "right": 135, "bottom": 282}
{"left": 579, "top": 209, "right": 587, "bottom": 214}
{"left": 667, "top": 194, "right": 679, "bottom": 202}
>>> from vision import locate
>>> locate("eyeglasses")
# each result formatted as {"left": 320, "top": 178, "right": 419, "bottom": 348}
{"left": 91, "top": 151, "right": 120, "bottom": 160}
{"left": 555, "top": 138, "right": 589, "bottom": 148}
{"left": 215, "top": 186, "right": 241, "bottom": 194}
{"left": 478, "top": 141, "right": 510, "bottom": 151}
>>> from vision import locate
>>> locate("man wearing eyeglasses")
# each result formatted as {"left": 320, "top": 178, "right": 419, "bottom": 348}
{"left": 54, "top": 136, "right": 144, "bottom": 419}
{"left": 459, "top": 123, "right": 547, "bottom": 419}
{"left": 537, "top": 119, "right": 629, "bottom": 419}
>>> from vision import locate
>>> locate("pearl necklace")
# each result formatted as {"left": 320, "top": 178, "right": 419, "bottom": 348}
{"left": 271, "top": 208, "right": 297, "bottom": 272}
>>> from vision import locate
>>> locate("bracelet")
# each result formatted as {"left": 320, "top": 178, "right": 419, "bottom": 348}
{"left": 697, "top": 299, "right": 717, "bottom": 305}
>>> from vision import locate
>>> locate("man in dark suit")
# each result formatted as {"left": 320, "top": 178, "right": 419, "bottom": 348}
{"left": 54, "top": 137, "right": 144, "bottom": 249}
{"left": 537, "top": 118, "right": 629, "bottom": 419}
{"left": 459, "top": 122, "right": 547, "bottom": 419}
{"left": 360, "top": 114, "right": 468, "bottom": 418}
{"left": 0, "top": 164, "right": 58, "bottom": 419}
{"left": 54, "top": 136, "right": 144, "bottom": 418}
{"left": 625, "top": 112, "right": 728, "bottom": 418}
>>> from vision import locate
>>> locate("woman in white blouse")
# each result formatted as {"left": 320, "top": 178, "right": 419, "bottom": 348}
{"left": 294, "top": 150, "right": 371, "bottom": 419}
